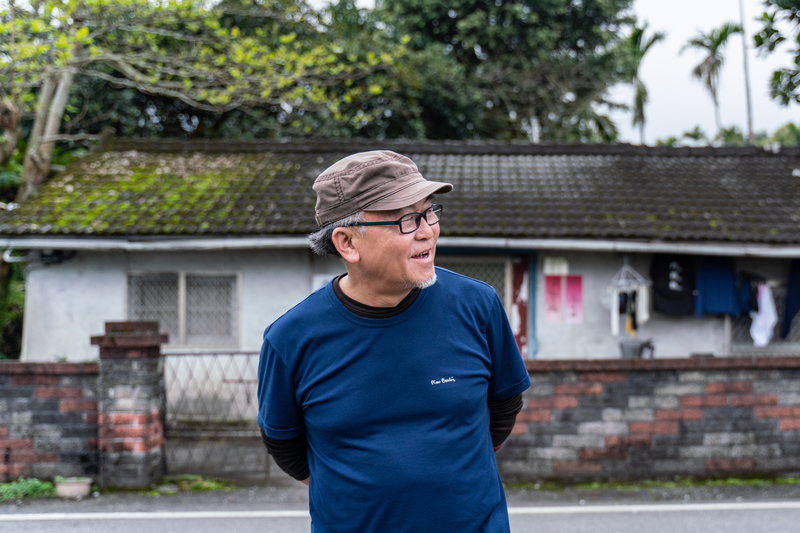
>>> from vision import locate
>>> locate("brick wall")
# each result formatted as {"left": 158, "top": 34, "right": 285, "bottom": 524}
{"left": 498, "top": 357, "right": 800, "bottom": 481}
{"left": 0, "top": 362, "right": 98, "bottom": 481}
{"left": 0, "top": 321, "right": 167, "bottom": 487}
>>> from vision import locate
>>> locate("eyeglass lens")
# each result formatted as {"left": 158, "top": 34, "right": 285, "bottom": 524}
{"left": 399, "top": 205, "right": 442, "bottom": 233}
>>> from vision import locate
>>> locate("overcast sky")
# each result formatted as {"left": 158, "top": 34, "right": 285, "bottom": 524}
{"left": 342, "top": 0, "right": 799, "bottom": 144}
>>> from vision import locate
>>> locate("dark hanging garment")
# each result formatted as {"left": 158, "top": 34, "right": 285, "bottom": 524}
{"left": 782, "top": 260, "right": 800, "bottom": 339}
{"left": 695, "top": 256, "right": 740, "bottom": 317}
{"left": 650, "top": 254, "right": 696, "bottom": 315}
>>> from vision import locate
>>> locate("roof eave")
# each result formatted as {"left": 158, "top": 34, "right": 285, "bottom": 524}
{"left": 2, "top": 235, "right": 800, "bottom": 257}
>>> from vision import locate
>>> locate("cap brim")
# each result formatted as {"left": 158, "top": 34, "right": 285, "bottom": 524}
{"left": 363, "top": 180, "right": 453, "bottom": 212}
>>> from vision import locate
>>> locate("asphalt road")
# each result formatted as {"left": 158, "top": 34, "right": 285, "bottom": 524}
{"left": 3, "top": 482, "right": 800, "bottom": 533}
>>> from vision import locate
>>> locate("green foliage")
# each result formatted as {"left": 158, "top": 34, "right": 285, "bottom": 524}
{"left": 682, "top": 125, "right": 707, "bottom": 143}
{"left": 379, "top": 0, "right": 640, "bottom": 142}
{"left": 755, "top": 1, "right": 800, "bottom": 105}
{"left": 0, "top": 262, "right": 25, "bottom": 360}
{"left": 656, "top": 136, "right": 679, "bottom": 147}
{"left": 0, "top": 477, "right": 56, "bottom": 501}
{"left": 160, "top": 475, "right": 235, "bottom": 492}
{"left": 716, "top": 125, "right": 745, "bottom": 146}
{"left": 768, "top": 122, "right": 800, "bottom": 145}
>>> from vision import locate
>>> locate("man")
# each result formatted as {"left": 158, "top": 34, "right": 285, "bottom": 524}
{"left": 257, "top": 150, "right": 531, "bottom": 533}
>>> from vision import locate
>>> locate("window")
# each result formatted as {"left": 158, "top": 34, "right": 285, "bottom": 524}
{"left": 127, "top": 273, "right": 239, "bottom": 348}
{"left": 435, "top": 256, "right": 513, "bottom": 311}
{"left": 730, "top": 286, "right": 800, "bottom": 355}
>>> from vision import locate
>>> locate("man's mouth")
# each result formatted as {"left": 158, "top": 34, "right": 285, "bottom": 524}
{"left": 411, "top": 250, "right": 431, "bottom": 259}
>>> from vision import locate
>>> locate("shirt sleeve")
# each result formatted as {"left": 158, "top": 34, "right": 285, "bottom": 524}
{"left": 260, "top": 429, "right": 310, "bottom": 481}
{"left": 488, "top": 393, "right": 523, "bottom": 450}
{"left": 485, "top": 294, "right": 531, "bottom": 400}
{"left": 257, "top": 336, "right": 306, "bottom": 440}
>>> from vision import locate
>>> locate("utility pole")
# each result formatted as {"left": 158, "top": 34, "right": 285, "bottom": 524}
{"left": 739, "top": 0, "right": 755, "bottom": 144}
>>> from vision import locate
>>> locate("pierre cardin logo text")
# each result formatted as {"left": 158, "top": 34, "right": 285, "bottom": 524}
{"left": 431, "top": 377, "right": 456, "bottom": 385}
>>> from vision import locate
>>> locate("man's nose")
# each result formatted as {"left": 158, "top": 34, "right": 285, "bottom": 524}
{"left": 415, "top": 216, "right": 435, "bottom": 239}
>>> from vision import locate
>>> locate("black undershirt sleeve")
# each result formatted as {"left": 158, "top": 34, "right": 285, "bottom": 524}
{"left": 488, "top": 393, "right": 523, "bottom": 450}
{"left": 261, "top": 429, "right": 310, "bottom": 481}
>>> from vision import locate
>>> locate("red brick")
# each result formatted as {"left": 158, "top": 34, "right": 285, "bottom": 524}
{"left": 655, "top": 409, "right": 704, "bottom": 421}
{"left": 0, "top": 427, "right": 6, "bottom": 438}
{"left": 553, "top": 461, "right": 603, "bottom": 474}
{"left": 113, "top": 414, "right": 137, "bottom": 425}
{"left": 113, "top": 427, "right": 149, "bottom": 439}
{"left": 510, "top": 423, "right": 527, "bottom": 436}
{"left": 517, "top": 409, "right": 552, "bottom": 423}
{"left": 680, "top": 395, "right": 727, "bottom": 407}
{"left": 728, "top": 395, "right": 778, "bottom": 407}
{"left": 527, "top": 397, "right": 578, "bottom": 409}
{"left": 85, "top": 412, "right": 98, "bottom": 424}
{"left": 0, "top": 464, "right": 31, "bottom": 477}
{"left": 780, "top": 418, "right": 800, "bottom": 431}
{"left": 706, "top": 458, "right": 753, "bottom": 471}
{"left": 97, "top": 413, "right": 109, "bottom": 424}
{"left": 9, "top": 451, "right": 59, "bottom": 463}
{"left": 554, "top": 383, "right": 603, "bottom": 395}
{"left": 34, "top": 387, "right": 83, "bottom": 399}
{"left": 60, "top": 400, "right": 97, "bottom": 412}
{"left": 628, "top": 421, "right": 678, "bottom": 434}
{"left": 578, "top": 372, "right": 627, "bottom": 383}
{"left": 579, "top": 448, "right": 627, "bottom": 461}
{"left": 87, "top": 438, "right": 97, "bottom": 450}
{"left": 705, "top": 382, "right": 753, "bottom": 394}
{"left": 606, "top": 434, "right": 652, "bottom": 447}
{"left": 147, "top": 436, "right": 164, "bottom": 450}
{"left": 10, "top": 375, "right": 59, "bottom": 386}
{"left": 756, "top": 406, "right": 800, "bottom": 419}
{"left": 0, "top": 439, "right": 33, "bottom": 450}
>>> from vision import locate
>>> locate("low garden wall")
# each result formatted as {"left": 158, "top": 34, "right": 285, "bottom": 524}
{"left": 0, "top": 321, "right": 167, "bottom": 487}
{"left": 498, "top": 357, "right": 800, "bottom": 481}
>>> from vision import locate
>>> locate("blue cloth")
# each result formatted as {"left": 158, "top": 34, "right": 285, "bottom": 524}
{"left": 782, "top": 260, "right": 800, "bottom": 339}
{"left": 257, "top": 267, "right": 531, "bottom": 533}
{"left": 695, "top": 257, "right": 740, "bottom": 317}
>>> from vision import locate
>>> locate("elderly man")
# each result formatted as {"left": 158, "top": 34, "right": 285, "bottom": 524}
{"left": 257, "top": 150, "right": 530, "bottom": 533}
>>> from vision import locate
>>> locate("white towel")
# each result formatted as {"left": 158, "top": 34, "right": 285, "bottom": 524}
{"left": 750, "top": 285, "right": 778, "bottom": 347}
{"left": 636, "top": 284, "right": 650, "bottom": 325}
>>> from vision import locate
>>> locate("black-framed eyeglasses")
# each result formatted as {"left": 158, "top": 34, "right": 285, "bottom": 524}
{"left": 352, "top": 204, "right": 443, "bottom": 234}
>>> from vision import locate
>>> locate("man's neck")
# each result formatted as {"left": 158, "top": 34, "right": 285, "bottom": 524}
{"left": 338, "top": 273, "right": 412, "bottom": 308}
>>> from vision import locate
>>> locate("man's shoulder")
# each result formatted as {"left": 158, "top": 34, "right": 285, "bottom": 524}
{"left": 264, "top": 286, "right": 332, "bottom": 344}
{"left": 432, "top": 267, "right": 500, "bottom": 309}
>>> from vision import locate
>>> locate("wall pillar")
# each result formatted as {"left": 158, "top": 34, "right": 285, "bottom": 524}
{"left": 91, "top": 321, "right": 168, "bottom": 488}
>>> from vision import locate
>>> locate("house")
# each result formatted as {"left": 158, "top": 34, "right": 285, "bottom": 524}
{"left": 2, "top": 139, "right": 800, "bottom": 362}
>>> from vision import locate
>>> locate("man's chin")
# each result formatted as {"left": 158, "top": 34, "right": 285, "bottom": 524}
{"left": 405, "top": 273, "right": 437, "bottom": 290}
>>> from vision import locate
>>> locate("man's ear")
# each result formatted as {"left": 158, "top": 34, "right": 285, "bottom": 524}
{"left": 332, "top": 227, "right": 360, "bottom": 264}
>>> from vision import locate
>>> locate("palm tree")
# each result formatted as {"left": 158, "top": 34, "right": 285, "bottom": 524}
{"left": 683, "top": 125, "right": 708, "bottom": 145}
{"left": 681, "top": 22, "right": 742, "bottom": 133}
{"left": 630, "top": 24, "right": 666, "bottom": 145}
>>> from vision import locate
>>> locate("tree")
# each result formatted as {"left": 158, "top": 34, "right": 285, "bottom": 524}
{"left": 680, "top": 22, "right": 742, "bottom": 133}
{"left": 716, "top": 125, "right": 745, "bottom": 146}
{"left": 755, "top": 0, "right": 800, "bottom": 106}
{"left": 0, "top": 0, "right": 401, "bottom": 202}
{"left": 768, "top": 122, "right": 800, "bottom": 146}
{"left": 682, "top": 125, "right": 708, "bottom": 145}
{"left": 379, "top": 0, "right": 641, "bottom": 142}
{"left": 629, "top": 24, "right": 665, "bottom": 145}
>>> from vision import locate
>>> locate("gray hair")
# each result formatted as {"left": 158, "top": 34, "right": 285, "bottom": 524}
{"left": 308, "top": 211, "right": 366, "bottom": 257}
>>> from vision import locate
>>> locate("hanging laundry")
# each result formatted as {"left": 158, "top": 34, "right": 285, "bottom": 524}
{"left": 609, "top": 287, "right": 620, "bottom": 336}
{"left": 750, "top": 285, "right": 778, "bottom": 347}
{"left": 782, "top": 260, "right": 800, "bottom": 339}
{"left": 636, "top": 284, "right": 650, "bottom": 325}
{"left": 625, "top": 291, "right": 637, "bottom": 337}
{"left": 650, "top": 255, "right": 696, "bottom": 315}
{"left": 694, "top": 256, "right": 739, "bottom": 317}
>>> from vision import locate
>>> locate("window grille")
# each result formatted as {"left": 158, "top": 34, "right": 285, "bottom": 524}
{"left": 128, "top": 273, "right": 238, "bottom": 348}
{"left": 435, "top": 257, "right": 512, "bottom": 310}
{"left": 128, "top": 274, "right": 179, "bottom": 342}
{"left": 730, "top": 286, "right": 800, "bottom": 355}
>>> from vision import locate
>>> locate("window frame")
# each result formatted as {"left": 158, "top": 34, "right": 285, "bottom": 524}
{"left": 434, "top": 255, "right": 514, "bottom": 315}
{"left": 125, "top": 271, "right": 242, "bottom": 350}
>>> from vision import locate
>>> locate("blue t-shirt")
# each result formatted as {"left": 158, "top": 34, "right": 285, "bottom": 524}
{"left": 257, "top": 267, "right": 531, "bottom": 533}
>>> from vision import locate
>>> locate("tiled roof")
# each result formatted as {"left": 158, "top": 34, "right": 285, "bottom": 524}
{"left": 2, "top": 139, "right": 800, "bottom": 244}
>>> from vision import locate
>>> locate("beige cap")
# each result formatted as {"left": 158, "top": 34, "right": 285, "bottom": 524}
{"left": 313, "top": 150, "right": 453, "bottom": 227}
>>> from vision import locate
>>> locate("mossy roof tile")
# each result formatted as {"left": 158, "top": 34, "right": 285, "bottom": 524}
{"left": 1, "top": 140, "right": 800, "bottom": 244}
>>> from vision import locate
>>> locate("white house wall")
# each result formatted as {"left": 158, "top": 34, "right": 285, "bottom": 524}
{"left": 535, "top": 251, "right": 792, "bottom": 359}
{"left": 22, "top": 249, "right": 329, "bottom": 362}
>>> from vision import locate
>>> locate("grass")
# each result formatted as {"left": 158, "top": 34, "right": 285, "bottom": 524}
{"left": 159, "top": 474, "right": 235, "bottom": 492}
{"left": 507, "top": 476, "right": 800, "bottom": 493}
{"left": 0, "top": 477, "right": 56, "bottom": 501}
